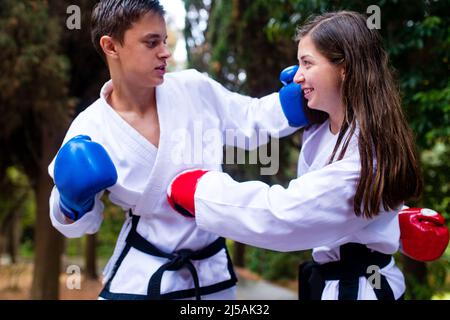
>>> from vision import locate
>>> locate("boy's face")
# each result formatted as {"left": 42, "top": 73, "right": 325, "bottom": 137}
{"left": 113, "top": 11, "right": 171, "bottom": 88}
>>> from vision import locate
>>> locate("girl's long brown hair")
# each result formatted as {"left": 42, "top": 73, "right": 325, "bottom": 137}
{"left": 296, "top": 11, "right": 422, "bottom": 218}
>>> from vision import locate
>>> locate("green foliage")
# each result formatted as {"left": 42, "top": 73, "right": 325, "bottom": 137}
{"left": 64, "top": 196, "right": 126, "bottom": 260}
{"left": 245, "top": 246, "right": 311, "bottom": 281}
{"left": 401, "top": 248, "right": 450, "bottom": 300}
{"left": 421, "top": 142, "right": 450, "bottom": 217}
{"left": 0, "top": 0, "right": 72, "bottom": 178}
{"left": 1, "top": 4, "right": 76, "bottom": 299}
{"left": 96, "top": 198, "right": 127, "bottom": 259}
{"left": 0, "top": 168, "right": 31, "bottom": 223}
{"left": 0, "top": 0, "right": 70, "bottom": 127}
{"left": 428, "top": 248, "right": 450, "bottom": 296}
{"left": 0, "top": 166, "right": 36, "bottom": 260}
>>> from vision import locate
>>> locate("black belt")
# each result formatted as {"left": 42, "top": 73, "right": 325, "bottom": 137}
{"left": 125, "top": 214, "right": 226, "bottom": 300}
{"left": 299, "top": 243, "right": 398, "bottom": 300}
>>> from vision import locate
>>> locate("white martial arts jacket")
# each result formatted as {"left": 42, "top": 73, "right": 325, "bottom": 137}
{"left": 48, "top": 69, "right": 298, "bottom": 300}
{"left": 194, "top": 120, "right": 406, "bottom": 300}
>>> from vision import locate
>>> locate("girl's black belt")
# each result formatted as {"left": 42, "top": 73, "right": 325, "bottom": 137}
{"left": 299, "top": 242, "right": 401, "bottom": 300}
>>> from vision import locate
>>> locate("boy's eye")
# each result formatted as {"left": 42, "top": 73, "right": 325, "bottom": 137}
{"left": 146, "top": 41, "right": 158, "bottom": 48}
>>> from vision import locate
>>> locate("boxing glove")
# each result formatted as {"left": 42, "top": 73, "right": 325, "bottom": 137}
{"left": 399, "top": 207, "right": 449, "bottom": 262}
{"left": 54, "top": 135, "right": 118, "bottom": 221}
{"left": 279, "top": 65, "right": 309, "bottom": 127}
{"left": 167, "top": 169, "right": 210, "bottom": 218}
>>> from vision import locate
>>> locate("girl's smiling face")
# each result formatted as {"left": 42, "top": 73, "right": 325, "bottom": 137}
{"left": 293, "top": 35, "right": 345, "bottom": 126}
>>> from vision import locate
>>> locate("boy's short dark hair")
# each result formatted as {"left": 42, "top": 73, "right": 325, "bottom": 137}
{"left": 91, "top": 0, "right": 165, "bottom": 61}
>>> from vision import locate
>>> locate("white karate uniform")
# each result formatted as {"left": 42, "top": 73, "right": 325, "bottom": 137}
{"left": 194, "top": 120, "right": 406, "bottom": 300}
{"left": 48, "top": 69, "right": 298, "bottom": 300}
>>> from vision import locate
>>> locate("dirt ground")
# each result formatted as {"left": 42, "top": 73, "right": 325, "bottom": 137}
{"left": 0, "top": 262, "right": 104, "bottom": 300}
{"left": 0, "top": 262, "right": 297, "bottom": 300}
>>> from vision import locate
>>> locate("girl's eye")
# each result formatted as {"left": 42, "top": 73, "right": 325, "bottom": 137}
{"left": 303, "top": 60, "right": 311, "bottom": 66}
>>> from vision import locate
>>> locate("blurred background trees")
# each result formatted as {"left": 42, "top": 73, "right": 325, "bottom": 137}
{"left": 0, "top": 0, "right": 448, "bottom": 299}
{"left": 0, "top": 0, "right": 72, "bottom": 299}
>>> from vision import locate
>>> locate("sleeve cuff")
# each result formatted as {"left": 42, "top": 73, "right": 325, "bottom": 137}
{"left": 49, "top": 187, "right": 104, "bottom": 238}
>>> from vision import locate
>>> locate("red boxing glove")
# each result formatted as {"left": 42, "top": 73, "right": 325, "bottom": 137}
{"left": 167, "top": 169, "right": 210, "bottom": 218}
{"left": 399, "top": 207, "right": 449, "bottom": 262}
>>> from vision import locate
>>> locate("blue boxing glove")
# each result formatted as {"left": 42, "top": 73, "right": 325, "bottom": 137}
{"left": 279, "top": 65, "right": 309, "bottom": 127}
{"left": 54, "top": 135, "right": 118, "bottom": 221}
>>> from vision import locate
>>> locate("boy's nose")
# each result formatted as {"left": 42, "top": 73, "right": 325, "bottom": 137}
{"left": 159, "top": 46, "right": 172, "bottom": 59}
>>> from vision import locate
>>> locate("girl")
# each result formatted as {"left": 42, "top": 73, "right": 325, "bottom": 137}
{"left": 167, "top": 11, "right": 424, "bottom": 300}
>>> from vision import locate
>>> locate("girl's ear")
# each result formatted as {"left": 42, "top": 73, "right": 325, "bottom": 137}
{"left": 340, "top": 67, "right": 345, "bottom": 81}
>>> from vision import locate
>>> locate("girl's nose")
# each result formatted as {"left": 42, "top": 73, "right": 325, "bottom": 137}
{"left": 294, "top": 68, "right": 305, "bottom": 84}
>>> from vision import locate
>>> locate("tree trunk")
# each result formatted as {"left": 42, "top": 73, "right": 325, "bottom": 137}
{"left": 30, "top": 128, "right": 64, "bottom": 300}
{"left": 7, "top": 210, "right": 20, "bottom": 264}
{"left": 85, "top": 234, "right": 98, "bottom": 279}
{"left": 0, "top": 193, "right": 27, "bottom": 264}
{"left": 30, "top": 173, "right": 64, "bottom": 299}
{"left": 233, "top": 242, "right": 246, "bottom": 267}
{"left": 0, "top": 231, "right": 4, "bottom": 262}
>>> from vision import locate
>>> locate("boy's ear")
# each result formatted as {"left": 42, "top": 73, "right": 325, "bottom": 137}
{"left": 100, "top": 36, "right": 119, "bottom": 60}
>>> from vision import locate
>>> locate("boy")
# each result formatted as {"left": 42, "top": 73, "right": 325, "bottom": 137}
{"left": 49, "top": 0, "right": 305, "bottom": 300}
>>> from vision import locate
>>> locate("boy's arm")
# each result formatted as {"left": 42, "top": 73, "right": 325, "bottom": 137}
{"left": 195, "top": 67, "right": 307, "bottom": 150}
{"left": 48, "top": 117, "right": 116, "bottom": 238}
